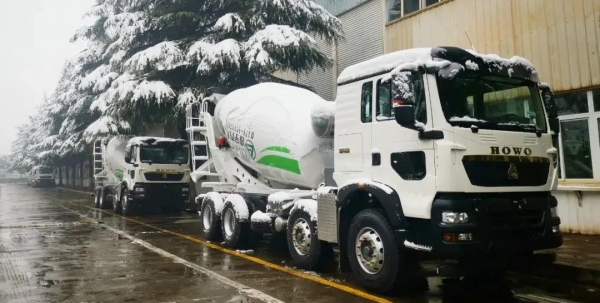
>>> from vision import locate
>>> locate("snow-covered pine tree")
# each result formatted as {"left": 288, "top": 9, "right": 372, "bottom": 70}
{"left": 73, "top": 0, "right": 342, "bottom": 141}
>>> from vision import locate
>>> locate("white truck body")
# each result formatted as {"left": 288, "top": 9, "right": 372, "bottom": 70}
{"left": 93, "top": 136, "right": 191, "bottom": 215}
{"left": 187, "top": 46, "right": 563, "bottom": 294}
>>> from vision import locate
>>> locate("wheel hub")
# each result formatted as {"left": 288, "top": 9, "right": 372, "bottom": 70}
{"left": 291, "top": 218, "right": 311, "bottom": 256}
{"left": 355, "top": 227, "right": 384, "bottom": 274}
{"left": 223, "top": 208, "right": 236, "bottom": 237}
{"left": 202, "top": 204, "right": 213, "bottom": 230}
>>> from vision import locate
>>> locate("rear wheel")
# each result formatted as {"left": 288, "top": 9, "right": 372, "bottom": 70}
{"left": 199, "top": 196, "right": 221, "bottom": 241}
{"left": 347, "top": 208, "right": 419, "bottom": 294}
{"left": 287, "top": 208, "right": 333, "bottom": 271}
{"left": 220, "top": 197, "right": 251, "bottom": 248}
{"left": 94, "top": 188, "right": 101, "bottom": 208}
{"left": 99, "top": 187, "right": 111, "bottom": 209}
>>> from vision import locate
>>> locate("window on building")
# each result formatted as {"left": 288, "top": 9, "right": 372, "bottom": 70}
{"left": 361, "top": 82, "right": 373, "bottom": 123}
{"left": 387, "top": 0, "right": 442, "bottom": 22}
{"left": 556, "top": 89, "right": 600, "bottom": 181}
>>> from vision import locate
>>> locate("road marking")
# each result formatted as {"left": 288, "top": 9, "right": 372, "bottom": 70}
{"left": 0, "top": 221, "right": 96, "bottom": 229}
{"left": 517, "top": 294, "right": 577, "bottom": 303}
{"left": 56, "top": 188, "right": 393, "bottom": 303}
{"left": 58, "top": 205, "right": 284, "bottom": 303}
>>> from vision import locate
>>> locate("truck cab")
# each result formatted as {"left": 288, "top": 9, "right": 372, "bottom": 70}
{"left": 94, "top": 136, "right": 192, "bottom": 215}
{"left": 332, "top": 46, "right": 561, "bottom": 291}
{"left": 27, "top": 165, "right": 54, "bottom": 188}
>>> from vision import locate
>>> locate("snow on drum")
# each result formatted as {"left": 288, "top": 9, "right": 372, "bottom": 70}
{"left": 213, "top": 82, "right": 335, "bottom": 189}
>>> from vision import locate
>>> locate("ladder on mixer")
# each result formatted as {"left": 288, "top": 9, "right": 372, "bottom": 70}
{"left": 186, "top": 101, "right": 220, "bottom": 178}
{"left": 92, "top": 140, "right": 107, "bottom": 186}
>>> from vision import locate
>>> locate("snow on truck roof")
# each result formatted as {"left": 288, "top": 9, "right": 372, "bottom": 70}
{"left": 127, "top": 137, "right": 187, "bottom": 147}
{"left": 337, "top": 46, "right": 539, "bottom": 85}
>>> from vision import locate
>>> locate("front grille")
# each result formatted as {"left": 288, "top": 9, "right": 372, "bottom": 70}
{"left": 144, "top": 173, "right": 184, "bottom": 181}
{"left": 487, "top": 209, "right": 545, "bottom": 241}
{"left": 462, "top": 155, "right": 550, "bottom": 187}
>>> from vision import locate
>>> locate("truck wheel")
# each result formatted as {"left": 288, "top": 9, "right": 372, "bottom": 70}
{"left": 220, "top": 197, "right": 250, "bottom": 248}
{"left": 287, "top": 208, "right": 333, "bottom": 271}
{"left": 121, "top": 188, "right": 135, "bottom": 216}
{"left": 99, "top": 187, "right": 111, "bottom": 209}
{"left": 113, "top": 188, "right": 124, "bottom": 214}
{"left": 199, "top": 196, "right": 221, "bottom": 241}
{"left": 347, "top": 208, "right": 413, "bottom": 294}
{"left": 94, "top": 188, "right": 101, "bottom": 208}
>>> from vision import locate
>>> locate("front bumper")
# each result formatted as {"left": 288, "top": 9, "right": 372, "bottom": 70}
{"left": 34, "top": 178, "right": 54, "bottom": 186}
{"left": 130, "top": 183, "right": 190, "bottom": 208}
{"left": 407, "top": 192, "right": 562, "bottom": 260}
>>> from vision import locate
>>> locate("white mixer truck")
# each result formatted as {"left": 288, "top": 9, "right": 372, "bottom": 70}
{"left": 186, "top": 46, "right": 563, "bottom": 294}
{"left": 93, "top": 136, "right": 191, "bottom": 216}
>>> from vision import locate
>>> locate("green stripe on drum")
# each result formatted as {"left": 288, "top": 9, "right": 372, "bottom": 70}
{"left": 256, "top": 155, "right": 301, "bottom": 175}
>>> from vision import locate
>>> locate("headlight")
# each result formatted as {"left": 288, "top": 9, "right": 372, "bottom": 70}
{"left": 182, "top": 187, "right": 189, "bottom": 192}
{"left": 442, "top": 212, "right": 469, "bottom": 224}
{"left": 550, "top": 207, "right": 558, "bottom": 217}
{"left": 134, "top": 187, "right": 145, "bottom": 193}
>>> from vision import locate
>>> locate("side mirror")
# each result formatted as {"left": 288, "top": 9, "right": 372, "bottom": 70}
{"left": 394, "top": 104, "right": 416, "bottom": 126}
{"left": 540, "top": 85, "right": 559, "bottom": 134}
{"left": 124, "top": 155, "right": 131, "bottom": 164}
{"left": 549, "top": 117, "right": 560, "bottom": 135}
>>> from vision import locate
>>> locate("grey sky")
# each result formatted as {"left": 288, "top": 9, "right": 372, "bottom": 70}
{"left": 0, "top": 0, "right": 94, "bottom": 155}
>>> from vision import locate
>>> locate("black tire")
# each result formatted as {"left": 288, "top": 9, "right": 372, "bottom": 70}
{"left": 94, "top": 187, "right": 101, "bottom": 208}
{"left": 199, "top": 196, "right": 222, "bottom": 241}
{"left": 347, "top": 208, "right": 418, "bottom": 294}
{"left": 121, "top": 188, "right": 134, "bottom": 216}
{"left": 99, "top": 187, "right": 111, "bottom": 209}
{"left": 113, "top": 187, "right": 124, "bottom": 214}
{"left": 287, "top": 207, "right": 333, "bottom": 271}
{"left": 220, "top": 201, "right": 251, "bottom": 248}
{"left": 245, "top": 197, "right": 263, "bottom": 247}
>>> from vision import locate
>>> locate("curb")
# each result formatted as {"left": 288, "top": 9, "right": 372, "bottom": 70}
{"left": 55, "top": 186, "right": 600, "bottom": 288}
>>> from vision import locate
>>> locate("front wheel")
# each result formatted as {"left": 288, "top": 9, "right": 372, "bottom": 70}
{"left": 94, "top": 187, "right": 101, "bottom": 208}
{"left": 347, "top": 208, "right": 416, "bottom": 294}
{"left": 114, "top": 188, "right": 124, "bottom": 214}
{"left": 99, "top": 187, "right": 111, "bottom": 209}
{"left": 121, "top": 188, "right": 134, "bottom": 216}
{"left": 287, "top": 208, "right": 333, "bottom": 271}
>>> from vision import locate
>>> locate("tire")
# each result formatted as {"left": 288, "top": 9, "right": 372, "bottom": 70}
{"left": 199, "top": 196, "right": 221, "bottom": 241}
{"left": 113, "top": 187, "right": 124, "bottom": 214}
{"left": 121, "top": 188, "right": 134, "bottom": 217}
{"left": 220, "top": 201, "right": 250, "bottom": 248}
{"left": 286, "top": 208, "right": 333, "bottom": 271}
{"left": 94, "top": 188, "right": 101, "bottom": 208}
{"left": 347, "top": 208, "right": 418, "bottom": 294}
{"left": 99, "top": 187, "right": 111, "bottom": 209}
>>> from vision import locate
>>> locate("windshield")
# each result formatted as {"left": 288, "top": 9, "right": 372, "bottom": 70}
{"left": 140, "top": 144, "right": 189, "bottom": 164}
{"left": 436, "top": 74, "right": 547, "bottom": 133}
{"left": 39, "top": 167, "right": 53, "bottom": 174}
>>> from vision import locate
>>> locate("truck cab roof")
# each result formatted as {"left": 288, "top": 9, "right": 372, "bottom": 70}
{"left": 337, "top": 46, "right": 539, "bottom": 85}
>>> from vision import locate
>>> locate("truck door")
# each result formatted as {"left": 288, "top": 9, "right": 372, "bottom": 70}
{"left": 370, "top": 72, "right": 437, "bottom": 219}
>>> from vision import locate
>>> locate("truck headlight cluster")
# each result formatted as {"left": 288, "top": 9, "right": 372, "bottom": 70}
{"left": 550, "top": 207, "right": 558, "bottom": 218}
{"left": 134, "top": 187, "right": 145, "bottom": 193}
{"left": 442, "top": 212, "right": 469, "bottom": 224}
{"left": 182, "top": 187, "right": 189, "bottom": 192}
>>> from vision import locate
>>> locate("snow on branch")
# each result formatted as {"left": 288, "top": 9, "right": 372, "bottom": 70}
{"left": 124, "top": 41, "right": 186, "bottom": 72}
{"left": 131, "top": 80, "right": 175, "bottom": 104}
{"left": 214, "top": 13, "right": 246, "bottom": 34}
{"left": 188, "top": 39, "right": 242, "bottom": 74}
{"left": 245, "top": 25, "right": 315, "bottom": 70}
{"left": 84, "top": 116, "right": 130, "bottom": 142}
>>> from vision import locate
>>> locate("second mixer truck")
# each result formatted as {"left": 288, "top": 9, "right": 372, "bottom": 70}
{"left": 186, "top": 46, "right": 563, "bottom": 294}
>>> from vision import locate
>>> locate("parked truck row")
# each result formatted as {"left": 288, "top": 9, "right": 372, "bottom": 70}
{"left": 83, "top": 46, "right": 563, "bottom": 294}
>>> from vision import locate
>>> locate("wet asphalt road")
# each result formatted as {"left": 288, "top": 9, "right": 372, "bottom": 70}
{"left": 1, "top": 183, "right": 599, "bottom": 303}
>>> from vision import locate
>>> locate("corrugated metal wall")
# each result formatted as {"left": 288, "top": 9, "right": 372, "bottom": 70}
{"left": 385, "top": 0, "right": 600, "bottom": 92}
{"left": 336, "top": 0, "right": 385, "bottom": 77}
{"left": 298, "top": 37, "right": 336, "bottom": 100}
{"left": 315, "top": 0, "right": 370, "bottom": 16}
